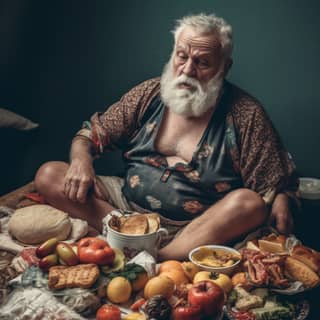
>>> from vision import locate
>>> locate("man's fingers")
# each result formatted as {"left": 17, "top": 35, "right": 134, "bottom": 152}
{"left": 93, "top": 179, "right": 106, "bottom": 201}
{"left": 68, "top": 182, "right": 79, "bottom": 202}
{"left": 76, "top": 179, "right": 91, "bottom": 203}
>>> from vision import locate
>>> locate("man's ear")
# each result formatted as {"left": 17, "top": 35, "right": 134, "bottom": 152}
{"left": 223, "top": 58, "right": 233, "bottom": 76}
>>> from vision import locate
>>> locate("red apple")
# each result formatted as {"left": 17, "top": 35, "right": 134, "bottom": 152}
{"left": 188, "top": 280, "right": 224, "bottom": 317}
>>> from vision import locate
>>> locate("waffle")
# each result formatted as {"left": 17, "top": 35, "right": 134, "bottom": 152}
{"left": 48, "top": 263, "right": 99, "bottom": 289}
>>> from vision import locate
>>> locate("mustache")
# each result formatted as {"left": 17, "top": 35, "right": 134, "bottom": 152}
{"left": 172, "top": 75, "right": 203, "bottom": 92}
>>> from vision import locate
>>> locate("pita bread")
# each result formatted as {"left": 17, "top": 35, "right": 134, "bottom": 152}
{"left": 145, "top": 213, "right": 160, "bottom": 233}
{"left": 119, "top": 214, "right": 148, "bottom": 235}
{"left": 8, "top": 204, "right": 71, "bottom": 245}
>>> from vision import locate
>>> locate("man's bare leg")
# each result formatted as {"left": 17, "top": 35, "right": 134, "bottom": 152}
{"left": 158, "top": 189, "right": 268, "bottom": 261}
{"left": 34, "top": 161, "right": 114, "bottom": 232}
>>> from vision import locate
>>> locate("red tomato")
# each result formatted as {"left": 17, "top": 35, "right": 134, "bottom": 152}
{"left": 96, "top": 304, "right": 121, "bottom": 320}
{"left": 172, "top": 304, "right": 202, "bottom": 320}
{"left": 188, "top": 280, "right": 224, "bottom": 317}
{"left": 77, "top": 237, "right": 115, "bottom": 266}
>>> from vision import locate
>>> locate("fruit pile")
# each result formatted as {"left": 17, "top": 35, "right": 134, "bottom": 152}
{"left": 34, "top": 237, "right": 230, "bottom": 320}
{"left": 97, "top": 259, "right": 228, "bottom": 320}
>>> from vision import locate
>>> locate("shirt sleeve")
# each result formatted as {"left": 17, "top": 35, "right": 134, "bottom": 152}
{"left": 75, "top": 78, "right": 160, "bottom": 155}
{"left": 230, "top": 89, "right": 299, "bottom": 205}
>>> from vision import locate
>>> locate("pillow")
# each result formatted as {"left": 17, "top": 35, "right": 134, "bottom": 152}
{"left": 8, "top": 204, "right": 72, "bottom": 245}
{"left": 0, "top": 108, "right": 39, "bottom": 130}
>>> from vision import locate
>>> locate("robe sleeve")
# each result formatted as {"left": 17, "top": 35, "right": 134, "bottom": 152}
{"left": 74, "top": 78, "right": 160, "bottom": 155}
{"left": 230, "top": 89, "right": 299, "bottom": 205}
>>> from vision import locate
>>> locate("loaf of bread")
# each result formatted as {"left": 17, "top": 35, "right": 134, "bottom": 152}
{"left": 8, "top": 204, "right": 72, "bottom": 244}
{"left": 291, "top": 245, "right": 320, "bottom": 274}
{"left": 284, "top": 256, "right": 320, "bottom": 288}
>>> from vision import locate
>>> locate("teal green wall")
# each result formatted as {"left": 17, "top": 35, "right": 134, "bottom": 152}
{"left": 1, "top": 0, "right": 320, "bottom": 194}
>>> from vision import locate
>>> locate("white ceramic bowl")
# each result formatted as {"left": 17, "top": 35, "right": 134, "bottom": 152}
{"left": 189, "top": 245, "right": 241, "bottom": 275}
{"left": 299, "top": 177, "right": 320, "bottom": 200}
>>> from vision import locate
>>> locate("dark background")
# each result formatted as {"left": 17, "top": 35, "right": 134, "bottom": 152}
{"left": 1, "top": 0, "right": 320, "bottom": 194}
{"left": 1, "top": 1, "right": 320, "bottom": 317}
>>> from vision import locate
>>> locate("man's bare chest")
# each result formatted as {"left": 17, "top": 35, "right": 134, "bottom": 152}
{"left": 154, "top": 110, "right": 211, "bottom": 163}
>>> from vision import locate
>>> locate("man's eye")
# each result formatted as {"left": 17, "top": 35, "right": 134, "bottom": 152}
{"left": 198, "top": 60, "right": 209, "bottom": 68}
{"left": 177, "top": 53, "right": 187, "bottom": 60}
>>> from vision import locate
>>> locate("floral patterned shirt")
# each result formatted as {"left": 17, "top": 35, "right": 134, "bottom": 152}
{"left": 75, "top": 78, "right": 299, "bottom": 220}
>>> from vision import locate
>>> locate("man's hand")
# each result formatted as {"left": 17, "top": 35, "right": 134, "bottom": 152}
{"left": 63, "top": 158, "right": 104, "bottom": 203}
{"left": 268, "top": 193, "right": 294, "bottom": 234}
{"left": 63, "top": 137, "right": 105, "bottom": 203}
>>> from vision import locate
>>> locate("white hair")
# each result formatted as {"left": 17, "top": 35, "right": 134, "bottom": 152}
{"left": 172, "top": 13, "right": 233, "bottom": 59}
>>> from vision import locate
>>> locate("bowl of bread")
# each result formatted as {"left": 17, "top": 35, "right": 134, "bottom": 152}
{"left": 189, "top": 245, "right": 242, "bottom": 275}
{"left": 104, "top": 212, "right": 168, "bottom": 258}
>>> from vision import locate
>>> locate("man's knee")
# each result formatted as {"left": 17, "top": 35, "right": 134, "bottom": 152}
{"left": 34, "top": 161, "right": 67, "bottom": 192}
{"left": 226, "top": 188, "right": 268, "bottom": 221}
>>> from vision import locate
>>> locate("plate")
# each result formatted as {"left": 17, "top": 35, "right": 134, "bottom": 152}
{"left": 224, "top": 298, "right": 310, "bottom": 320}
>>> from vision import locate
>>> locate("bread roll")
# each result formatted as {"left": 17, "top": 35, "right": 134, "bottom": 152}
{"left": 291, "top": 245, "right": 320, "bottom": 274}
{"left": 9, "top": 204, "right": 72, "bottom": 244}
{"left": 285, "top": 256, "right": 320, "bottom": 288}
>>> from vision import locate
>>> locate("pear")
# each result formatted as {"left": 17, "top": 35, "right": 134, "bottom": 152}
{"left": 101, "top": 248, "right": 126, "bottom": 274}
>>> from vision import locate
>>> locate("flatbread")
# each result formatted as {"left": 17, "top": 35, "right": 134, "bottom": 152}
{"left": 119, "top": 215, "right": 148, "bottom": 235}
{"left": 145, "top": 213, "right": 160, "bottom": 233}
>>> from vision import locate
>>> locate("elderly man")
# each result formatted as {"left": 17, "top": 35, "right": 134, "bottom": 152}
{"left": 35, "top": 13, "right": 298, "bottom": 261}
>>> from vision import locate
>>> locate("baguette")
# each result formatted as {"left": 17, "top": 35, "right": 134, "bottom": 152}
{"left": 291, "top": 245, "right": 320, "bottom": 274}
{"left": 284, "top": 256, "right": 320, "bottom": 288}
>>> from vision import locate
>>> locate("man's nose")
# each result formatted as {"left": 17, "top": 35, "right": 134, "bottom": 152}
{"left": 182, "top": 58, "right": 196, "bottom": 77}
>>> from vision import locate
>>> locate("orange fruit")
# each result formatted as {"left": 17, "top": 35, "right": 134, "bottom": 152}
{"left": 160, "top": 269, "right": 189, "bottom": 286}
{"left": 144, "top": 275, "right": 175, "bottom": 299}
{"left": 107, "top": 276, "right": 132, "bottom": 303}
{"left": 159, "top": 260, "right": 183, "bottom": 273}
{"left": 181, "top": 261, "right": 200, "bottom": 281}
{"left": 131, "top": 271, "right": 149, "bottom": 291}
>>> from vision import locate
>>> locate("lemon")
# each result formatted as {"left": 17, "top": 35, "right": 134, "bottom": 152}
{"left": 107, "top": 276, "right": 132, "bottom": 303}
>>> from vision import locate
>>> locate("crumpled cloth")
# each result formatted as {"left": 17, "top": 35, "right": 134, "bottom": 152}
{"left": 0, "top": 287, "right": 86, "bottom": 320}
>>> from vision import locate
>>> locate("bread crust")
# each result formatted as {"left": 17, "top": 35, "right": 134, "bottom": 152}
{"left": 120, "top": 215, "right": 148, "bottom": 235}
{"left": 48, "top": 264, "right": 100, "bottom": 289}
{"left": 291, "top": 245, "right": 320, "bottom": 273}
{"left": 285, "top": 256, "right": 320, "bottom": 288}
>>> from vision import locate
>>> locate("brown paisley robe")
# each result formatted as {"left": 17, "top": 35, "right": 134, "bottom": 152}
{"left": 75, "top": 78, "right": 298, "bottom": 219}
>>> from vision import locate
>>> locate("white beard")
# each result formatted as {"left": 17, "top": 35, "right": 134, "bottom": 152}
{"left": 160, "top": 60, "right": 224, "bottom": 117}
